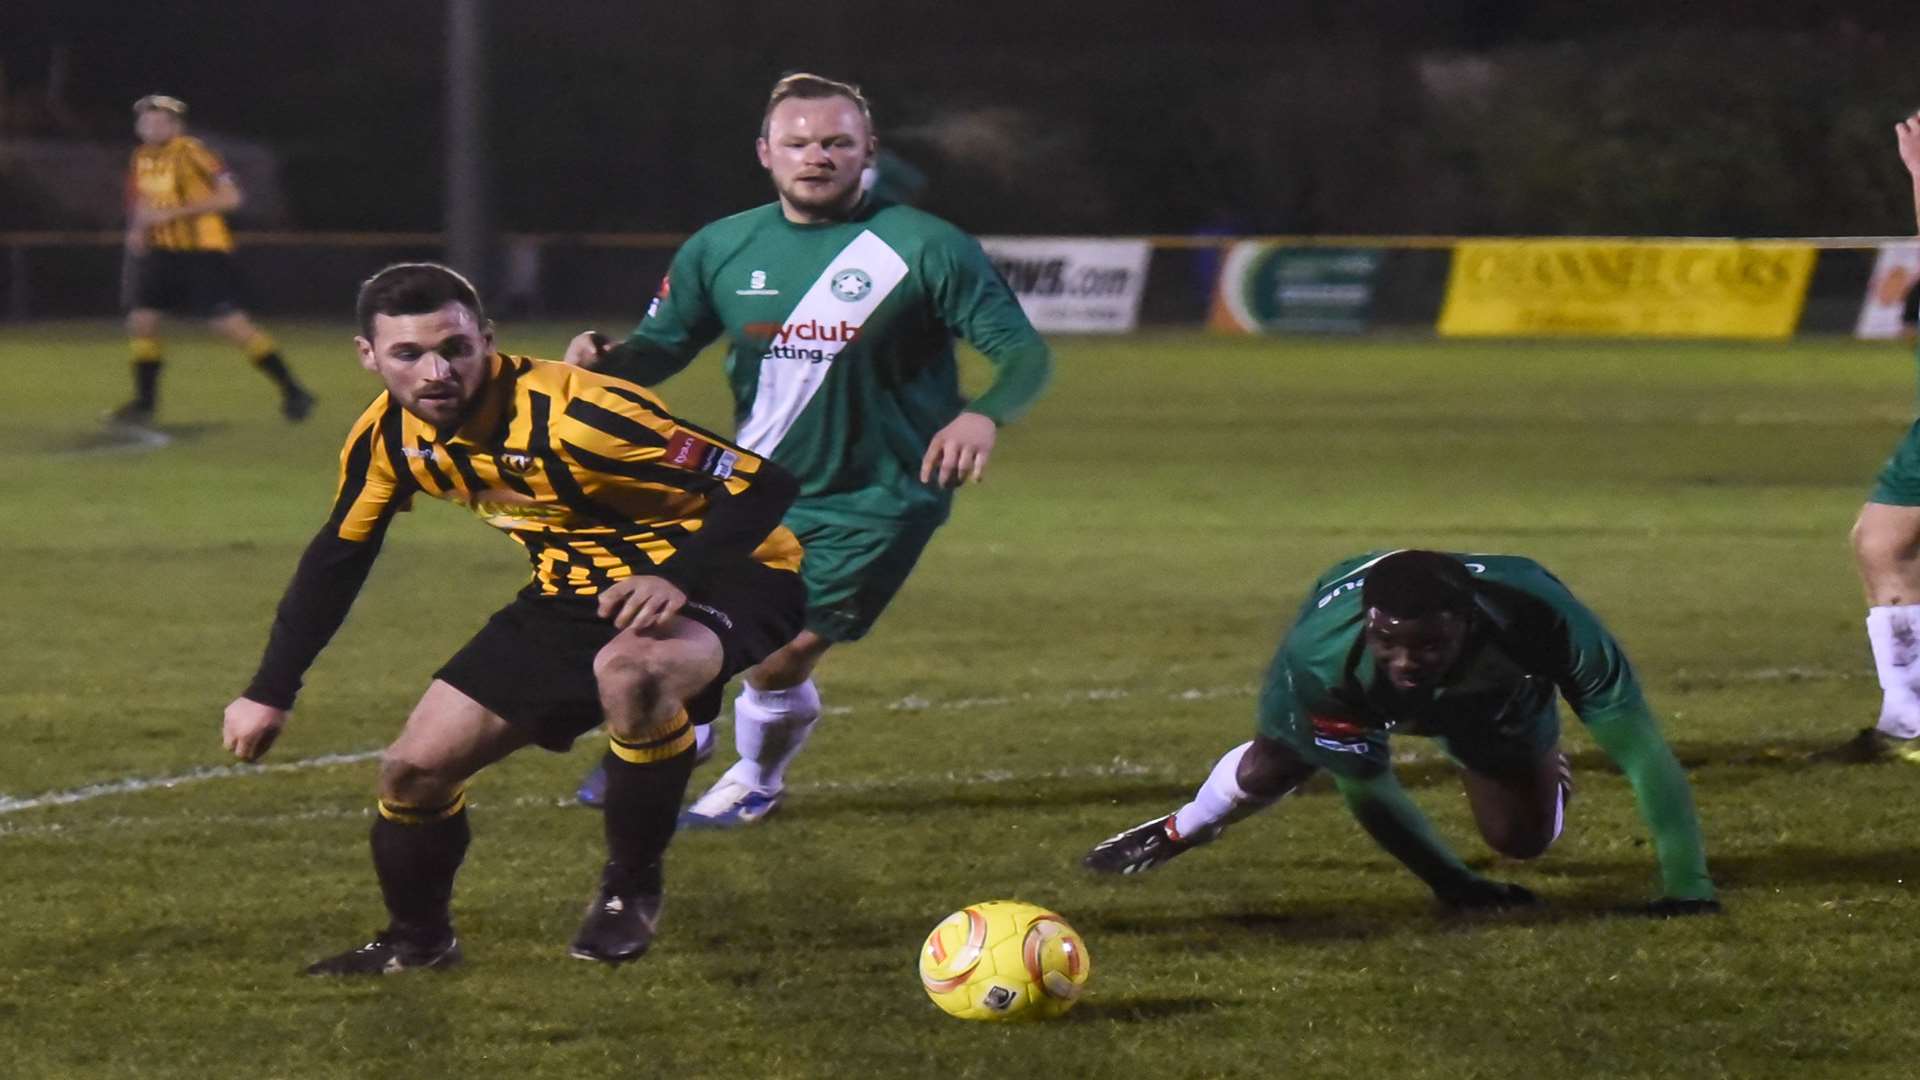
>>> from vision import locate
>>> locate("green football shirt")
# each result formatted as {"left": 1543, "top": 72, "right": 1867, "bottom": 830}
{"left": 605, "top": 198, "right": 1052, "bottom": 525}
{"left": 1260, "top": 552, "right": 1648, "bottom": 763}
{"left": 1256, "top": 550, "right": 1713, "bottom": 900}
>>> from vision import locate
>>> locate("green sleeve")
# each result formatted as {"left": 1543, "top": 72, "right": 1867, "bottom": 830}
{"left": 1253, "top": 648, "right": 1307, "bottom": 744}
{"left": 1332, "top": 770, "right": 1479, "bottom": 897}
{"left": 598, "top": 337, "right": 697, "bottom": 387}
{"left": 926, "top": 233, "right": 1052, "bottom": 425}
{"left": 1254, "top": 655, "right": 1393, "bottom": 773}
{"left": 1524, "top": 571, "right": 1647, "bottom": 719}
{"left": 620, "top": 234, "right": 724, "bottom": 384}
{"left": 1518, "top": 568, "right": 1714, "bottom": 900}
{"left": 1583, "top": 705, "right": 1715, "bottom": 900}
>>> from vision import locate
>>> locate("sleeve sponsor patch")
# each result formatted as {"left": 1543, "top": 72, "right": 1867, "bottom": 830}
{"left": 646, "top": 274, "right": 670, "bottom": 319}
{"left": 663, "top": 430, "right": 737, "bottom": 479}
{"left": 1310, "top": 714, "right": 1375, "bottom": 754}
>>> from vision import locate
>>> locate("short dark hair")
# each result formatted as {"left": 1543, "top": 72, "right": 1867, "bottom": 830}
{"left": 761, "top": 72, "right": 873, "bottom": 139}
{"left": 355, "top": 262, "right": 484, "bottom": 339}
{"left": 1361, "top": 550, "right": 1476, "bottom": 619}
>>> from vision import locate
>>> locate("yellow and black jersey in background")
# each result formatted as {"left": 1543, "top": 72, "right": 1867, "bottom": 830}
{"left": 330, "top": 353, "right": 803, "bottom": 596}
{"left": 127, "top": 135, "right": 234, "bottom": 252}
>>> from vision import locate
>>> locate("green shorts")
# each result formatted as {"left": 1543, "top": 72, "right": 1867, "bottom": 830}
{"left": 1269, "top": 705, "right": 1561, "bottom": 780}
{"left": 786, "top": 507, "right": 944, "bottom": 643}
{"left": 1870, "top": 419, "right": 1920, "bottom": 507}
{"left": 1432, "top": 707, "right": 1561, "bottom": 778}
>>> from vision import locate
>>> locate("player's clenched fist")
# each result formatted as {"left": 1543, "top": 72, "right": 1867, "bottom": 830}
{"left": 1896, "top": 112, "right": 1920, "bottom": 176}
{"left": 222, "top": 697, "right": 287, "bottom": 762}
{"left": 564, "top": 331, "right": 606, "bottom": 368}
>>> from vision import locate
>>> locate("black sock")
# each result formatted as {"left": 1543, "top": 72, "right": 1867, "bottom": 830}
{"left": 371, "top": 797, "right": 470, "bottom": 941}
{"left": 133, "top": 360, "right": 162, "bottom": 409}
{"left": 600, "top": 744, "right": 696, "bottom": 895}
{"left": 253, "top": 351, "right": 301, "bottom": 394}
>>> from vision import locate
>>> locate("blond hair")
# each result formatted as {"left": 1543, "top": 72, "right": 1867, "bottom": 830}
{"left": 761, "top": 73, "right": 873, "bottom": 138}
{"left": 133, "top": 93, "right": 188, "bottom": 117}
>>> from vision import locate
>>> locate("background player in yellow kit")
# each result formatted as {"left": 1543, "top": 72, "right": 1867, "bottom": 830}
{"left": 113, "top": 93, "right": 313, "bottom": 426}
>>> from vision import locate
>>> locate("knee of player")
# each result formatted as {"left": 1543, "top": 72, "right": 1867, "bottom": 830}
{"left": 1239, "top": 737, "right": 1315, "bottom": 798}
{"left": 377, "top": 753, "right": 461, "bottom": 807}
{"left": 593, "top": 641, "right": 688, "bottom": 702}
{"left": 1853, "top": 516, "right": 1918, "bottom": 570}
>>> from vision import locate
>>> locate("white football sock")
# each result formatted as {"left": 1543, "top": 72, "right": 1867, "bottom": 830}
{"left": 1170, "top": 741, "right": 1289, "bottom": 839}
{"left": 1867, "top": 606, "right": 1920, "bottom": 739}
{"left": 720, "top": 679, "right": 822, "bottom": 794}
{"left": 694, "top": 722, "right": 716, "bottom": 760}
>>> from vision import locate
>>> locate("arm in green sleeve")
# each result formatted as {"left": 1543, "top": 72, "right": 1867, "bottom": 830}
{"left": 1333, "top": 769, "right": 1479, "bottom": 897}
{"left": 598, "top": 236, "right": 722, "bottom": 388}
{"left": 965, "top": 337, "right": 1052, "bottom": 426}
{"left": 598, "top": 334, "right": 699, "bottom": 387}
{"left": 928, "top": 233, "right": 1052, "bottom": 425}
{"left": 1514, "top": 564, "right": 1715, "bottom": 900}
{"left": 1584, "top": 705, "right": 1715, "bottom": 901}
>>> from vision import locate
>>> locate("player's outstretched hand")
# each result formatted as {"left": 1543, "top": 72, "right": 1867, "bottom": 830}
{"left": 223, "top": 697, "right": 288, "bottom": 762}
{"left": 1438, "top": 877, "right": 1539, "bottom": 912}
{"left": 920, "top": 411, "right": 997, "bottom": 489}
{"left": 1645, "top": 896, "right": 1723, "bottom": 918}
{"left": 598, "top": 575, "right": 688, "bottom": 633}
{"left": 564, "top": 331, "right": 607, "bottom": 368}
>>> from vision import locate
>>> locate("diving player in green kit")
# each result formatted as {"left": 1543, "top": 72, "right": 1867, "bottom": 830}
{"left": 569, "top": 73, "right": 1052, "bottom": 823}
{"left": 1084, "top": 550, "right": 1721, "bottom": 916}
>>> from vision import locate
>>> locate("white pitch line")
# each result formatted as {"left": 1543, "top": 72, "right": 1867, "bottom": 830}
{"left": 0, "top": 750, "right": 382, "bottom": 816}
{"left": 54, "top": 425, "right": 175, "bottom": 457}
{"left": 0, "top": 661, "right": 1826, "bottom": 822}
{"left": 1717, "top": 667, "right": 1862, "bottom": 683}
{"left": 794, "top": 757, "right": 1168, "bottom": 791}
{"left": 0, "top": 686, "right": 1255, "bottom": 819}
{"left": 0, "top": 760, "right": 1181, "bottom": 839}
{"left": 882, "top": 685, "right": 1251, "bottom": 713}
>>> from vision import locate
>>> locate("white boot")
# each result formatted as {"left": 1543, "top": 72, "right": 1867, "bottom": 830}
{"left": 681, "top": 680, "right": 822, "bottom": 828}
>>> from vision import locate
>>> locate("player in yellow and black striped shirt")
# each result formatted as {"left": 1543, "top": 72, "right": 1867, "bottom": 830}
{"left": 114, "top": 94, "right": 314, "bottom": 427}
{"left": 220, "top": 263, "right": 804, "bottom": 974}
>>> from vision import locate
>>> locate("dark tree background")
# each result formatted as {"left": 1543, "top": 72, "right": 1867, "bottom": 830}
{"left": 2, "top": 0, "right": 1915, "bottom": 236}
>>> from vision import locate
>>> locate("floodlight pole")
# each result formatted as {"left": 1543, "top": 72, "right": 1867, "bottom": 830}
{"left": 445, "top": 0, "right": 492, "bottom": 291}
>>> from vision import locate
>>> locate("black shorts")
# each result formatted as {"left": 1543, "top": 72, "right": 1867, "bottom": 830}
{"left": 433, "top": 562, "right": 805, "bottom": 752}
{"left": 124, "top": 250, "right": 251, "bottom": 317}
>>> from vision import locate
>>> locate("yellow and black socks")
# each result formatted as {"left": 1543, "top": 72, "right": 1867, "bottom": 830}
{"left": 371, "top": 792, "right": 470, "bottom": 941}
{"left": 242, "top": 332, "right": 304, "bottom": 396}
{"left": 602, "top": 714, "right": 698, "bottom": 894}
{"left": 130, "top": 337, "right": 163, "bottom": 409}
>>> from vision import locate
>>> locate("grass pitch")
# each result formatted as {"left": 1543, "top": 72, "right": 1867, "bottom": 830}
{"left": 1, "top": 321, "right": 1916, "bottom": 1079}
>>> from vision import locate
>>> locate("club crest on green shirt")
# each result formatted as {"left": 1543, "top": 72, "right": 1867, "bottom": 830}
{"left": 831, "top": 268, "right": 873, "bottom": 302}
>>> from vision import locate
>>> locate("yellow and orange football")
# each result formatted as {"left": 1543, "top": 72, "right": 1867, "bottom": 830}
{"left": 917, "top": 900, "right": 1091, "bottom": 1021}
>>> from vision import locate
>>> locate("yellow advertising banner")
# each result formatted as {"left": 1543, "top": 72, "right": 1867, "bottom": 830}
{"left": 1438, "top": 239, "right": 1816, "bottom": 339}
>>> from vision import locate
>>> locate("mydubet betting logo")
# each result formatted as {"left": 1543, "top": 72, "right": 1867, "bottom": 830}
{"left": 918, "top": 900, "right": 1091, "bottom": 1021}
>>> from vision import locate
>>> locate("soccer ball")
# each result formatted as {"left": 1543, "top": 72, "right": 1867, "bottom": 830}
{"left": 918, "top": 900, "right": 1091, "bottom": 1021}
